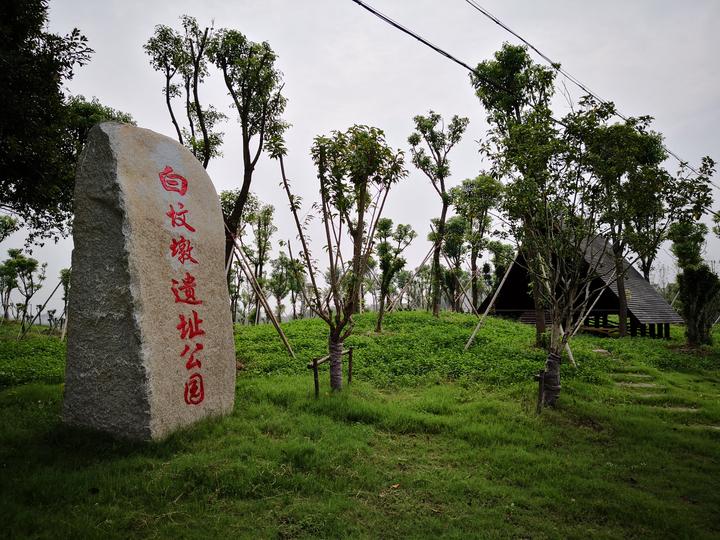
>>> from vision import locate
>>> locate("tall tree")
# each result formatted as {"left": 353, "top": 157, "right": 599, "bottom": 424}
{"left": 5, "top": 249, "right": 46, "bottom": 330}
{"left": 374, "top": 218, "right": 416, "bottom": 332}
{"left": 270, "top": 125, "right": 406, "bottom": 391}
{"left": 244, "top": 202, "right": 276, "bottom": 324}
{"left": 0, "top": 216, "right": 19, "bottom": 243}
{"left": 268, "top": 253, "right": 291, "bottom": 323}
{"left": 624, "top": 158, "right": 715, "bottom": 281}
{"left": 450, "top": 174, "right": 503, "bottom": 310}
{"left": 582, "top": 107, "right": 668, "bottom": 336}
{"left": 668, "top": 221, "right": 720, "bottom": 346}
{"left": 500, "top": 99, "right": 626, "bottom": 408}
{"left": 208, "top": 29, "right": 287, "bottom": 270}
{"left": 408, "top": 111, "right": 469, "bottom": 317}
{"left": 1, "top": 1, "right": 132, "bottom": 242}
{"left": 471, "top": 43, "right": 555, "bottom": 345}
{"left": 145, "top": 16, "right": 225, "bottom": 167}
{"left": 0, "top": 260, "right": 17, "bottom": 321}
{"left": 440, "top": 215, "right": 468, "bottom": 312}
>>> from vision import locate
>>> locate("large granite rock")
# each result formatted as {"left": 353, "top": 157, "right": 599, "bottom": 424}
{"left": 63, "top": 122, "right": 235, "bottom": 440}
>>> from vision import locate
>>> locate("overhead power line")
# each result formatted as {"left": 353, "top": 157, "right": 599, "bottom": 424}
{"left": 349, "top": 0, "right": 720, "bottom": 213}
{"left": 462, "top": 0, "right": 719, "bottom": 190}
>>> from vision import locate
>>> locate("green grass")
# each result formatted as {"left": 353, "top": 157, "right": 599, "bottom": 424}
{"left": 1, "top": 314, "right": 720, "bottom": 538}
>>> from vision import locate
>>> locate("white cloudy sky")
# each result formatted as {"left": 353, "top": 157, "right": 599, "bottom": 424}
{"left": 4, "top": 0, "right": 719, "bottom": 313}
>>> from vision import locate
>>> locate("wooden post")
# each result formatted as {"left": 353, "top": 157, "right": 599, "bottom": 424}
{"left": 640, "top": 324, "right": 647, "bottom": 337}
{"left": 593, "top": 314, "right": 600, "bottom": 328}
{"left": 630, "top": 318, "right": 638, "bottom": 337}
{"left": 656, "top": 323, "right": 664, "bottom": 339}
{"left": 313, "top": 358, "right": 320, "bottom": 399}
{"left": 649, "top": 323, "right": 656, "bottom": 338}
{"left": 559, "top": 324, "right": 577, "bottom": 368}
{"left": 348, "top": 348, "right": 353, "bottom": 385}
{"left": 464, "top": 258, "right": 515, "bottom": 351}
{"left": 664, "top": 323, "right": 671, "bottom": 339}
{"left": 602, "top": 314, "right": 608, "bottom": 328}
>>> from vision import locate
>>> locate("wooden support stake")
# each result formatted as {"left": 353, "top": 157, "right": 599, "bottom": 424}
{"left": 464, "top": 258, "right": 515, "bottom": 351}
{"left": 17, "top": 280, "right": 63, "bottom": 341}
{"left": 559, "top": 324, "right": 577, "bottom": 368}
{"left": 232, "top": 245, "right": 296, "bottom": 359}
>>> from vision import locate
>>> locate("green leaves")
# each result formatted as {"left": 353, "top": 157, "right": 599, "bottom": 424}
{"left": 408, "top": 111, "right": 469, "bottom": 186}
{"left": 312, "top": 125, "right": 407, "bottom": 222}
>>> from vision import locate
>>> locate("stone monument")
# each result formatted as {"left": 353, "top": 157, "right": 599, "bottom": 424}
{"left": 63, "top": 122, "right": 235, "bottom": 440}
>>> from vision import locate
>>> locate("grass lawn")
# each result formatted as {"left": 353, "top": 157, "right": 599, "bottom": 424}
{"left": 1, "top": 312, "right": 719, "bottom": 538}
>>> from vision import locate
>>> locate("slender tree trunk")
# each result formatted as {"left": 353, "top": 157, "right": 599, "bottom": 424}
{"left": 471, "top": 246, "right": 479, "bottom": 311}
{"left": 532, "top": 277, "right": 546, "bottom": 346}
{"left": 165, "top": 73, "right": 183, "bottom": 144}
{"left": 224, "top": 168, "right": 255, "bottom": 275}
{"left": 276, "top": 298, "right": 282, "bottom": 323}
{"left": 432, "top": 199, "right": 449, "bottom": 317}
{"left": 375, "top": 290, "right": 386, "bottom": 333}
{"left": 329, "top": 332, "right": 343, "bottom": 391}
{"left": 640, "top": 257, "right": 652, "bottom": 282}
{"left": 541, "top": 319, "right": 563, "bottom": 407}
{"left": 291, "top": 291, "right": 297, "bottom": 320}
{"left": 614, "top": 250, "right": 628, "bottom": 337}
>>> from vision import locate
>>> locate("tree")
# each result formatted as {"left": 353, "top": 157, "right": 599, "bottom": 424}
{"left": 145, "top": 16, "right": 225, "bottom": 167}
{"left": 59, "top": 268, "right": 71, "bottom": 320}
{"left": 268, "top": 253, "right": 291, "bottom": 323}
{"left": 0, "top": 260, "right": 17, "bottom": 321}
{"left": 582, "top": 106, "right": 671, "bottom": 336}
{"left": 5, "top": 249, "right": 46, "bottom": 331}
{"left": 208, "top": 29, "right": 287, "bottom": 271}
{"left": 0, "top": 216, "right": 19, "bottom": 243}
{"left": 486, "top": 240, "right": 514, "bottom": 285}
{"left": 374, "top": 218, "right": 416, "bottom": 332}
{"left": 228, "top": 259, "right": 244, "bottom": 323}
{"left": 243, "top": 201, "right": 276, "bottom": 324}
{"left": 451, "top": 174, "right": 503, "bottom": 310}
{"left": 624, "top": 158, "right": 715, "bottom": 281}
{"left": 1, "top": 1, "right": 134, "bottom": 242}
{"left": 494, "top": 93, "right": 631, "bottom": 407}
{"left": 284, "top": 247, "right": 305, "bottom": 320}
{"left": 270, "top": 125, "right": 406, "bottom": 391}
{"left": 408, "top": 111, "right": 469, "bottom": 317}
{"left": 668, "top": 221, "right": 720, "bottom": 345}
{"left": 440, "top": 215, "right": 468, "bottom": 312}
{"left": 471, "top": 43, "right": 555, "bottom": 345}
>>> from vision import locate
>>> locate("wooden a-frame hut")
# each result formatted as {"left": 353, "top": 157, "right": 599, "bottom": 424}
{"left": 479, "top": 240, "right": 683, "bottom": 339}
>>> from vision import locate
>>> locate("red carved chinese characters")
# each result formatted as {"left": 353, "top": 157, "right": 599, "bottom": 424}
{"left": 181, "top": 342, "right": 204, "bottom": 370}
{"left": 171, "top": 272, "right": 203, "bottom": 305}
{"left": 176, "top": 309, "right": 205, "bottom": 340}
{"left": 159, "top": 166, "right": 188, "bottom": 196}
{"left": 166, "top": 203, "right": 196, "bottom": 232}
{"left": 184, "top": 373, "right": 205, "bottom": 405}
{"left": 159, "top": 165, "right": 207, "bottom": 406}
{"left": 169, "top": 236, "right": 199, "bottom": 265}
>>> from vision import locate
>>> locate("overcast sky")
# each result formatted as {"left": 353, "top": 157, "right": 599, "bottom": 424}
{"left": 4, "top": 0, "right": 719, "bottom": 314}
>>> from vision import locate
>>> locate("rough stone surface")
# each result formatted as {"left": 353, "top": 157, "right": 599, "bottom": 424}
{"left": 63, "top": 123, "right": 235, "bottom": 440}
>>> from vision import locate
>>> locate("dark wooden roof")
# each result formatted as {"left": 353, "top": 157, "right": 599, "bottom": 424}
{"left": 483, "top": 239, "right": 684, "bottom": 325}
{"left": 583, "top": 237, "right": 684, "bottom": 325}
